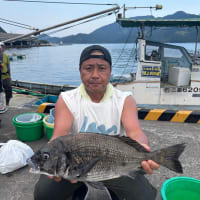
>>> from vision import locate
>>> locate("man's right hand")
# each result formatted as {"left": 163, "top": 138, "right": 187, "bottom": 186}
{"left": 48, "top": 176, "right": 62, "bottom": 182}
{"left": 48, "top": 176, "right": 77, "bottom": 183}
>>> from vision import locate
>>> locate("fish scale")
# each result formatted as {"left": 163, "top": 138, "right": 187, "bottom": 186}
{"left": 29, "top": 133, "right": 186, "bottom": 182}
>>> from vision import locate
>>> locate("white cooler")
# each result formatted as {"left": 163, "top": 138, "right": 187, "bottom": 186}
{"left": 168, "top": 67, "right": 191, "bottom": 86}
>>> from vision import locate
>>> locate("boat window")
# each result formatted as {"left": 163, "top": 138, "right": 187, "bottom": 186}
{"left": 145, "top": 45, "right": 161, "bottom": 61}
{"left": 164, "top": 48, "right": 182, "bottom": 58}
{"left": 161, "top": 46, "right": 191, "bottom": 87}
{"left": 163, "top": 47, "right": 190, "bottom": 68}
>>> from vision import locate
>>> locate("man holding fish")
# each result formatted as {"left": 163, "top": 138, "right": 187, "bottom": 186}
{"left": 32, "top": 45, "right": 183, "bottom": 200}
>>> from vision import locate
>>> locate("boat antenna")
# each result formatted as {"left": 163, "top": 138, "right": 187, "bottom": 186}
{"left": 122, "top": 4, "right": 162, "bottom": 18}
{"left": 122, "top": 4, "right": 163, "bottom": 39}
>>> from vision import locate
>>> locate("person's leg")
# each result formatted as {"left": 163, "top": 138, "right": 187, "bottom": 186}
{"left": 72, "top": 182, "right": 120, "bottom": 200}
{"left": 0, "top": 86, "right": 7, "bottom": 113}
{"left": 0, "top": 70, "right": 2, "bottom": 94}
{"left": 34, "top": 175, "right": 83, "bottom": 200}
{"left": 103, "top": 174, "right": 157, "bottom": 200}
{"left": 2, "top": 78, "right": 12, "bottom": 105}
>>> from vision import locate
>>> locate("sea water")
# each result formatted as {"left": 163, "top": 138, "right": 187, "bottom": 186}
{"left": 7, "top": 42, "right": 199, "bottom": 86}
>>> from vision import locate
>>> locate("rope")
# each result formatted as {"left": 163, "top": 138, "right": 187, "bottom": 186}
{"left": 0, "top": 17, "right": 36, "bottom": 30}
{"left": 0, "top": 20, "right": 35, "bottom": 30}
{"left": 4, "top": 0, "right": 115, "bottom": 6}
{"left": 111, "top": 27, "right": 137, "bottom": 83}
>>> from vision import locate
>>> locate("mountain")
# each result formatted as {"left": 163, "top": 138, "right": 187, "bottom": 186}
{"left": 41, "top": 11, "right": 200, "bottom": 44}
{"left": 0, "top": 27, "right": 6, "bottom": 33}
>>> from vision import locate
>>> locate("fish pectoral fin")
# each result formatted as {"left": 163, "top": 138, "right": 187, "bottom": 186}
{"left": 70, "top": 157, "right": 102, "bottom": 178}
{"left": 84, "top": 182, "right": 112, "bottom": 200}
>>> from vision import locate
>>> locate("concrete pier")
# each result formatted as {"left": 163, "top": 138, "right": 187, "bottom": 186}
{"left": 0, "top": 93, "right": 200, "bottom": 200}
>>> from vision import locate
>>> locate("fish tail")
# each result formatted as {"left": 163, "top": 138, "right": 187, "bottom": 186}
{"left": 150, "top": 143, "right": 186, "bottom": 173}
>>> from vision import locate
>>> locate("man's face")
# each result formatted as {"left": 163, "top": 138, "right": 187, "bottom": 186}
{"left": 80, "top": 51, "right": 111, "bottom": 94}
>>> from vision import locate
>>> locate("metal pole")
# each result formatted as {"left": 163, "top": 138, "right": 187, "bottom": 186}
{"left": 123, "top": 4, "right": 125, "bottom": 18}
{"left": 194, "top": 26, "right": 199, "bottom": 62}
{"left": 3, "top": 5, "right": 120, "bottom": 43}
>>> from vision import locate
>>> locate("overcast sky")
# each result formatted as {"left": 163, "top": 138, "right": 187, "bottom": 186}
{"left": 1, "top": 0, "right": 200, "bottom": 37}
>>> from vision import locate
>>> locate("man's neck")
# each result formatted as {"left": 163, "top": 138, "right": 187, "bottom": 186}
{"left": 80, "top": 83, "right": 113, "bottom": 103}
{"left": 86, "top": 90, "right": 105, "bottom": 103}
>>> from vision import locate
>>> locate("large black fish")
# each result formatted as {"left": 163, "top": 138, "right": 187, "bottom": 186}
{"left": 28, "top": 133, "right": 186, "bottom": 200}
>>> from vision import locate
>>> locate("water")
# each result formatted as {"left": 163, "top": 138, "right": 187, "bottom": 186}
{"left": 6, "top": 42, "right": 199, "bottom": 86}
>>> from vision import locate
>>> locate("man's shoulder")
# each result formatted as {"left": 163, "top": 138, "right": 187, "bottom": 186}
{"left": 61, "top": 86, "right": 80, "bottom": 97}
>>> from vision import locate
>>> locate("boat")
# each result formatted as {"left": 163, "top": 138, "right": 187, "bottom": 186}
{"left": 4, "top": 5, "right": 200, "bottom": 108}
{"left": 12, "top": 17, "right": 200, "bottom": 109}
{"left": 12, "top": 80, "right": 76, "bottom": 95}
{"left": 111, "top": 15, "right": 200, "bottom": 107}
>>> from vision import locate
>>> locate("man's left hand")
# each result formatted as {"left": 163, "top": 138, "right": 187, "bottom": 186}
{"left": 141, "top": 144, "right": 160, "bottom": 174}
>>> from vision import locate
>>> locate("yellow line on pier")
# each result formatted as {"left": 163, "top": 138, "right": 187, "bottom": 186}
{"left": 144, "top": 109, "right": 166, "bottom": 120}
{"left": 171, "top": 110, "right": 192, "bottom": 122}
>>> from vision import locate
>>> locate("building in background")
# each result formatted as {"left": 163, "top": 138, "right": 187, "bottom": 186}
{"left": 0, "top": 27, "right": 40, "bottom": 48}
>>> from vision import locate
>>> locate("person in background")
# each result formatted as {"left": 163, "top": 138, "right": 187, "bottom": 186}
{"left": 0, "top": 43, "right": 7, "bottom": 114}
{"left": 0, "top": 42, "right": 12, "bottom": 107}
{"left": 34, "top": 45, "right": 159, "bottom": 200}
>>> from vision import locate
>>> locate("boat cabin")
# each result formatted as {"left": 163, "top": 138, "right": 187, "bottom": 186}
{"left": 113, "top": 17, "right": 200, "bottom": 105}
{"left": 137, "top": 39, "right": 192, "bottom": 88}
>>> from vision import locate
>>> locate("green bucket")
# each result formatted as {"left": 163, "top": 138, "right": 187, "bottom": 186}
{"left": 13, "top": 113, "right": 45, "bottom": 142}
{"left": 43, "top": 115, "right": 54, "bottom": 140}
{"left": 161, "top": 177, "right": 200, "bottom": 200}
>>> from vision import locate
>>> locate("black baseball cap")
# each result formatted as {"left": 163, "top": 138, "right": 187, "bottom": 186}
{"left": 79, "top": 45, "right": 112, "bottom": 68}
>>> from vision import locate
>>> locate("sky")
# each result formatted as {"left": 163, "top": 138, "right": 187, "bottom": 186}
{"left": 1, "top": 0, "right": 200, "bottom": 37}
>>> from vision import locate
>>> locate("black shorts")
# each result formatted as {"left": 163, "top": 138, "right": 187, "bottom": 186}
{"left": 34, "top": 174, "right": 157, "bottom": 200}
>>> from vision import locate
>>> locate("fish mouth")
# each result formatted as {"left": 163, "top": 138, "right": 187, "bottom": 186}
{"left": 27, "top": 158, "right": 41, "bottom": 174}
{"left": 26, "top": 158, "right": 58, "bottom": 177}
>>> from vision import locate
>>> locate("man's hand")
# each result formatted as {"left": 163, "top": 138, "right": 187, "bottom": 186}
{"left": 48, "top": 176, "right": 78, "bottom": 183}
{"left": 48, "top": 176, "right": 62, "bottom": 182}
{"left": 141, "top": 144, "right": 160, "bottom": 174}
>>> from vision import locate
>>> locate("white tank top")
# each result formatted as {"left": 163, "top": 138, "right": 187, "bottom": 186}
{"left": 61, "top": 84, "right": 132, "bottom": 136}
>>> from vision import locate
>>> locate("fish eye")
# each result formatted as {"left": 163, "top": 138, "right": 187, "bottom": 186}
{"left": 42, "top": 152, "right": 50, "bottom": 160}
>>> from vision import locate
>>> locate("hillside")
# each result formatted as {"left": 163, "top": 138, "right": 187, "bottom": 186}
{"left": 8, "top": 11, "right": 200, "bottom": 44}
{"left": 0, "top": 27, "right": 6, "bottom": 33}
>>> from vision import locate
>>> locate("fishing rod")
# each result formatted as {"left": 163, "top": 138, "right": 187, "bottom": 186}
{"left": 3, "top": 5, "right": 120, "bottom": 43}
{"left": 34, "top": 11, "right": 113, "bottom": 41}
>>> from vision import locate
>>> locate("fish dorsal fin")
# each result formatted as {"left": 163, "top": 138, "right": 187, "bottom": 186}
{"left": 116, "top": 136, "right": 149, "bottom": 152}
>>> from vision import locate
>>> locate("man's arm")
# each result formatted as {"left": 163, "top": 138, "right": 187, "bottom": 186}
{"left": 121, "top": 95, "right": 148, "bottom": 144}
{"left": 50, "top": 95, "right": 74, "bottom": 141}
{"left": 121, "top": 95, "right": 159, "bottom": 174}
